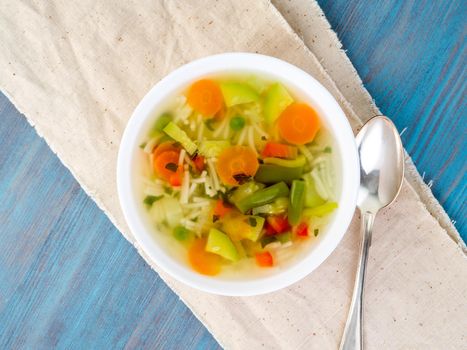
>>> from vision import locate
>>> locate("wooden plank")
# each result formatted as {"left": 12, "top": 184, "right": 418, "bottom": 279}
{"left": 0, "top": 98, "right": 220, "bottom": 349}
{"left": 317, "top": 0, "right": 466, "bottom": 239}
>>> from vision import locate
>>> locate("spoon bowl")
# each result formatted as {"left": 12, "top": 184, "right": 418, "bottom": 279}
{"left": 356, "top": 116, "right": 405, "bottom": 213}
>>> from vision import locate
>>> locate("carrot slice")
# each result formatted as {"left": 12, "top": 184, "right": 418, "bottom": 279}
{"left": 153, "top": 150, "right": 180, "bottom": 181}
{"left": 261, "top": 142, "right": 298, "bottom": 159}
{"left": 187, "top": 79, "right": 223, "bottom": 117}
{"left": 216, "top": 146, "right": 259, "bottom": 185}
{"left": 255, "top": 252, "right": 273, "bottom": 267}
{"left": 153, "top": 141, "right": 179, "bottom": 159}
{"left": 188, "top": 238, "right": 222, "bottom": 276}
{"left": 277, "top": 103, "right": 321, "bottom": 145}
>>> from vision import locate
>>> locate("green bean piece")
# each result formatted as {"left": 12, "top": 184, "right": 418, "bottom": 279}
{"left": 254, "top": 164, "right": 303, "bottom": 184}
{"left": 235, "top": 182, "right": 290, "bottom": 213}
{"left": 288, "top": 180, "right": 306, "bottom": 225}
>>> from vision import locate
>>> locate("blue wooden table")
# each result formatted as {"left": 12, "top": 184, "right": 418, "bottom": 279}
{"left": 0, "top": 1, "right": 464, "bottom": 349}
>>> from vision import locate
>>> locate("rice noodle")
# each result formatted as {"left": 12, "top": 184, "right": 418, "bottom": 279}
{"left": 184, "top": 202, "right": 209, "bottom": 209}
{"left": 183, "top": 154, "right": 195, "bottom": 168}
{"left": 252, "top": 123, "right": 269, "bottom": 139}
{"left": 213, "top": 116, "right": 229, "bottom": 138}
{"left": 191, "top": 171, "right": 207, "bottom": 184}
{"left": 321, "top": 156, "right": 334, "bottom": 199}
{"left": 311, "top": 168, "right": 329, "bottom": 200}
{"left": 222, "top": 119, "right": 230, "bottom": 139}
{"left": 193, "top": 196, "right": 210, "bottom": 203}
{"left": 178, "top": 149, "right": 186, "bottom": 165}
{"left": 237, "top": 126, "right": 247, "bottom": 145}
{"left": 197, "top": 118, "right": 205, "bottom": 142}
{"left": 141, "top": 178, "right": 165, "bottom": 188}
{"left": 248, "top": 126, "right": 257, "bottom": 154}
{"left": 311, "top": 155, "right": 326, "bottom": 167}
{"left": 180, "top": 218, "right": 197, "bottom": 230}
{"left": 207, "top": 158, "right": 220, "bottom": 191}
{"left": 143, "top": 185, "right": 164, "bottom": 196}
{"left": 195, "top": 206, "right": 212, "bottom": 235}
{"left": 308, "top": 145, "right": 323, "bottom": 153}
{"left": 148, "top": 154, "right": 154, "bottom": 177}
{"left": 298, "top": 145, "right": 313, "bottom": 165}
{"left": 186, "top": 209, "right": 202, "bottom": 220}
{"left": 143, "top": 135, "right": 161, "bottom": 154}
{"left": 188, "top": 182, "right": 198, "bottom": 196}
{"left": 173, "top": 105, "right": 192, "bottom": 123}
{"left": 191, "top": 177, "right": 207, "bottom": 184}
{"left": 203, "top": 172, "right": 216, "bottom": 197}
{"left": 180, "top": 168, "right": 190, "bottom": 204}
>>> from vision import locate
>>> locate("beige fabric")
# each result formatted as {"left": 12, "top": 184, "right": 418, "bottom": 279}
{"left": 1, "top": 1, "right": 466, "bottom": 349}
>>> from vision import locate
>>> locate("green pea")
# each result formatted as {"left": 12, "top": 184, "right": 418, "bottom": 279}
{"left": 229, "top": 115, "right": 245, "bottom": 131}
{"left": 173, "top": 226, "right": 190, "bottom": 241}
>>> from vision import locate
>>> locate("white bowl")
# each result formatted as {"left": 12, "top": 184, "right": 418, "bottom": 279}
{"left": 117, "top": 53, "right": 359, "bottom": 296}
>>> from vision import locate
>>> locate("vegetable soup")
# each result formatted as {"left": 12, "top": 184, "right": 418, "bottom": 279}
{"left": 137, "top": 75, "right": 338, "bottom": 277}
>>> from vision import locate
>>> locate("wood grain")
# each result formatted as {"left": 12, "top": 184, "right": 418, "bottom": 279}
{"left": 317, "top": 0, "right": 466, "bottom": 238}
{"left": 0, "top": 1, "right": 465, "bottom": 349}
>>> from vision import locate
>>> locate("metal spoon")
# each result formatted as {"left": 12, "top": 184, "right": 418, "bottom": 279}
{"left": 339, "top": 116, "right": 404, "bottom": 350}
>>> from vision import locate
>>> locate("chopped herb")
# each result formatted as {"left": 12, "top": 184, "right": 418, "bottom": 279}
{"left": 248, "top": 217, "right": 257, "bottom": 227}
{"left": 260, "top": 236, "right": 276, "bottom": 248}
{"left": 323, "top": 146, "right": 332, "bottom": 153}
{"left": 164, "top": 187, "right": 173, "bottom": 195}
{"left": 216, "top": 191, "right": 230, "bottom": 202}
{"left": 205, "top": 118, "right": 215, "bottom": 131}
{"left": 261, "top": 136, "right": 267, "bottom": 141}
{"left": 139, "top": 142, "right": 147, "bottom": 149}
{"left": 165, "top": 162, "right": 178, "bottom": 172}
{"left": 189, "top": 150, "right": 199, "bottom": 160}
{"left": 143, "top": 195, "right": 163, "bottom": 206}
{"left": 233, "top": 173, "right": 252, "bottom": 185}
{"left": 314, "top": 228, "right": 319, "bottom": 237}
{"left": 212, "top": 215, "right": 220, "bottom": 223}
{"left": 173, "top": 226, "right": 190, "bottom": 241}
{"left": 192, "top": 217, "right": 198, "bottom": 222}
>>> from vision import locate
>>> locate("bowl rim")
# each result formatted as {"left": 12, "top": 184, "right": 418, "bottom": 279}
{"left": 117, "top": 52, "right": 359, "bottom": 296}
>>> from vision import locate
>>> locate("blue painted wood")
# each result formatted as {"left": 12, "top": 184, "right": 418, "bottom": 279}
{"left": 0, "top": 95, "right": 220, "bottom": 349}
{"left": 317, "top": 0, "right": 466, "bottom": 240}
{"left": 0, "top": 2, "right": 465, "bottom": 349}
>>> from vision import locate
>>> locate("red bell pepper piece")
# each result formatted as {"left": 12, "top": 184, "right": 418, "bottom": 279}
{"left": 213, "top": 199, "right": 231, "bottom": 218}
{"left": 296, "top": 222, "right": 308, "bottom": 237}
{"left": 169, "top": 167, "right": 183, "bottom": 187}
{"left": 193, "top": 155, "right": 205, "bottom": 172}
{"left": 255, "top": 252, "right": 273, "bottom": 267}
{"left": 266, "top": 215, "right": 290, "bottom": 234}
{"left": 261, "top": 142, "right": 298, "bottom": 159}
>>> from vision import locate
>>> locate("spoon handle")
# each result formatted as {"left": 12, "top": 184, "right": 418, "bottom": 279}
{"left": 339, "top": 211, "right": 375, "bottom": 350}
